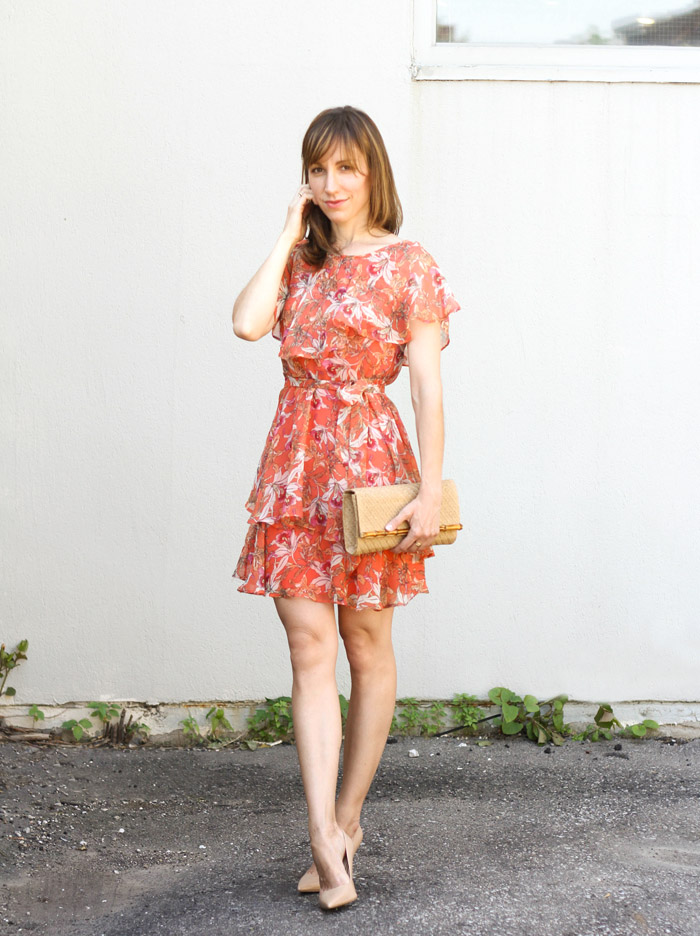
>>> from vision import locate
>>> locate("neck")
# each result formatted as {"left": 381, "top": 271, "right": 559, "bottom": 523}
{"left": 331, "top": 219, "right": 381, "bottom": 250}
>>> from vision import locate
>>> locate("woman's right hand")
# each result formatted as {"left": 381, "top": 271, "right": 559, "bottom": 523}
{"left": 282, "top": 184, "right": 315, "bottom": 244}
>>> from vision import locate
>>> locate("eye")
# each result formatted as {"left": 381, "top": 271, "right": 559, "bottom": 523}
{"left": 309, "top": 166, "right": 323, "bottom": 174}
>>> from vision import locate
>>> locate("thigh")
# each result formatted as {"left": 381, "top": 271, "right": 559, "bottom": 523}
{"left": 274, "top": 595, "right": 339, "bottom": 664}
{"left": 337, "top": 604, "right": 395, "bottom": 656}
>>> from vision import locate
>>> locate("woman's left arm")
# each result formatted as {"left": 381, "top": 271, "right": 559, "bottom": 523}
{"left": 386, "top": 318, "right": 444, "bottom": 553}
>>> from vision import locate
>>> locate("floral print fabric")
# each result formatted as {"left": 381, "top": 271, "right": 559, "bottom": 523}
{"left": 233, "top": 239, "right": 460, "bottom": 610}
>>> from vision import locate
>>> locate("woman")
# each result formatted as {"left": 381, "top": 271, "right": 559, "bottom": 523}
{"left": 232, "top": 106, "right": 460, "bottom": 910}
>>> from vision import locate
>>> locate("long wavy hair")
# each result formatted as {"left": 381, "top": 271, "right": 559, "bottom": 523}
{"left": 299, "top": 106, "right": 403, "bottom": 269}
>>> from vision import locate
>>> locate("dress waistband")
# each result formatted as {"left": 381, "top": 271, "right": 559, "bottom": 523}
{"left": 282, "top": 376, "right": 388, "bottom": 405}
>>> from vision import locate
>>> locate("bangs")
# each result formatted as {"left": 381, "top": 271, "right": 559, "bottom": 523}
{"left": 303, "top": 122, "right": 366, "bottom": 172}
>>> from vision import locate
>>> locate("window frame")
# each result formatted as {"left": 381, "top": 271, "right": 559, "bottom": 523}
{"left": 412, "top": 0, "right": 700, "bottom": 82}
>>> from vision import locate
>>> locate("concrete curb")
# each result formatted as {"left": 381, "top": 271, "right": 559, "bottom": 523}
{"left": 2, "top": 698, "right": 699, "bottom": 744}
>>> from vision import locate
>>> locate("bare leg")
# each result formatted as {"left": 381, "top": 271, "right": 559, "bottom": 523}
{"left": 335, "top": 604, "right": 397, "bottom": 833}
{"left": 273, "top": 595, "right": 351, "bottom": 890}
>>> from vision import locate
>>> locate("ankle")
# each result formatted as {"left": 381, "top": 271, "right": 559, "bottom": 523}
{"left": 308, "top": 821, "right": 341, "bottom": 844}
{"left": 335, "top": 804, "right": 361, "bottom": 837}
{"left": 337, "top": 815, "right": 361, "bottom": 838}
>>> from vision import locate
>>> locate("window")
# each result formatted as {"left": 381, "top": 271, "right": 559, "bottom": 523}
{"left": 412, "top": 0, "right": 700, "bottom": 81}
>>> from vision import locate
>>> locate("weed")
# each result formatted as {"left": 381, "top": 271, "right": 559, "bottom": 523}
{"left": 61, "top": 703, "right": 150, "bottom": 745}
{"left": 449, "top": 693, "right": 482, "bottom": 736}
{"left": 245, "top": 694, "right": 351, "bottom": 746}
{"left": 180, "top": 713, "right": 203, "bottom": 743}
{"left": 247, "top": 695, "right": 294, "bottom": 743}
{"left": 396, "top": 697, "right": 424, "bottom": 734}
{"left": 422, "top": 700, "right": 448, "bottom": 735}
{"left": 483, "top": 690, "right": 660, "bottom": 745}
{"left": 0, "top": 639, "right": 28, "bottom": 699}
{"left": 179, "top": 706, "right": 238, "bottom": 748}
{"left": 486, "top": 687, "right": 570, "bottom": 746}
{"left": 62, "top": 718, "right": 93, "bottom": 741}
{"left": 205, "top": 706, "right": 234, "bottom": 743}
{"left": 569, "top": 703, "right": 659, "bottom": 741}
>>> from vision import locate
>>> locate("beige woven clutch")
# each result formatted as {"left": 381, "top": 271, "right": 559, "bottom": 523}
{"left": 342, "top": 479, "right": 462, "bottom": 556}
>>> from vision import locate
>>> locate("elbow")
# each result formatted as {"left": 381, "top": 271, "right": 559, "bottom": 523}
{"left": 232, "top": 307, "right": 260, "bottom": 341}
{"left": 232, "top": 319, "right": 256, "bottom": 341}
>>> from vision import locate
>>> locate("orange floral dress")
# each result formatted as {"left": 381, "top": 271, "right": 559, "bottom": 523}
{"left": 233, "top": 239, "right": 460, "bottom": 611}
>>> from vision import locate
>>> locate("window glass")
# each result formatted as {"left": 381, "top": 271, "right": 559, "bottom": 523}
{"left": 436, "top": 0, "right": 700, "bottom": 46}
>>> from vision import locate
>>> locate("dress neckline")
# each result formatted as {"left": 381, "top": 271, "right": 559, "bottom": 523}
{"left": 331, "top": 239, "right": 417, "bottom": 261}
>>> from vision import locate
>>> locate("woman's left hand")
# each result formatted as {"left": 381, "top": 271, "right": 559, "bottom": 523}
{"left": 385, "top": 488, "right": 442, "bottom": 554}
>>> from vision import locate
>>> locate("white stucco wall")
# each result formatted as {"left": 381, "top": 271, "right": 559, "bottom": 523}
{"left": 2, "top": 1, "right": 699, "bottom": 710}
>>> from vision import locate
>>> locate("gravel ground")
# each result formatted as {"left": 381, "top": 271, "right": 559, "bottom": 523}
{"left": 0, "top": 734, "right": 698, "bottom": 936}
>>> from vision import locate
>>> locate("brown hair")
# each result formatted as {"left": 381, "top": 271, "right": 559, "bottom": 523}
{"left": 299, "top": 106, "right": 403, "bottom": 268}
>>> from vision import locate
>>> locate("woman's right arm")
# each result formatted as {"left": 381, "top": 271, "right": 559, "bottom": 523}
{"left": 232, "top": 186, "right": 314, "bottom": 342}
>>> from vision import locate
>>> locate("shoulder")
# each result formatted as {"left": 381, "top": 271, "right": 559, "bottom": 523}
{"left": 391, "top": 242, "right": 445, "bottom": 288}
{"left": 394, "top": 241, "right": 440, "bottom": 270}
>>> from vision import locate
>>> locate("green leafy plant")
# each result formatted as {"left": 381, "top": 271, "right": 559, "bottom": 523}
{"left": 85, "top": 701, "right": 150, "bottom": 745}
{"left": 449, "top": 693, "right": 482, "bottom": 736}
{"left": 28, "top": 704, "right": 45, "bottom": 723}
{"left": 0, "top": 639, "right": 28, "bottom": 699}
{"left": 180, "top": 713, "right": 204, "bottom": 743}
{"left": 247, "top": 695, "right": 294, "bottom": 743}
{"left": 622, "top": 719, "right": 660, "bottom": 738}
{"left": 392, "top": 695, "right": 485, "bottom": 737}
{"left": 569, "top": 704, "right": 659, "bottom": 741}
{"left": 244, "top": 694, "right": 350, "bottom": 746}
{"left": 423, "top": 700, "right": 448, "bottom": 735}
{"left": 62, "top": 718, "right": 93, "bottom": 741}
{"left": 569, "top": 703, "right": 621, "bottom": 741}
{"left": 88, "top": 701, "right": 122, "bottom": 724}
{"left": 206, "top": 705, "right": 234, "bottom": 742}
{"left": 488, "top": 687, "right": 570, "bottom": 746}
{"left": 61, "top": 704, "right": 150, "bottom": 745}
{"left": 395, "top": 697, "right": 425, "bottom": 735}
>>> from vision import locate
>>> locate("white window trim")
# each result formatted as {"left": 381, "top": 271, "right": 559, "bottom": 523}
{"left": 412, "top": 0, "right": 700, "bottom": 82}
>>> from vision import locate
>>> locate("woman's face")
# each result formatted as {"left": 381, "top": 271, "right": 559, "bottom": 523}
{"left": 307, "top": 141, "right": 371, "bottom": 230}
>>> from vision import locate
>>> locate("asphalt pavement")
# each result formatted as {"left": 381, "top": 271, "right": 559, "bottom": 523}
{"left": 1, "top": 734, "right": 698, "bottom": 936}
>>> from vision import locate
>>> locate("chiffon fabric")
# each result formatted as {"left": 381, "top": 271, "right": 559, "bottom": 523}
{"left": 233, "top": 239, "right": 460, "bottom": 611}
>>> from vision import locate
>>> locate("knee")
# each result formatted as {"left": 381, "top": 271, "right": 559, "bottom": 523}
{"left": 286, "top": 627, "right": 337, "bottom": 673}
{"left": 340, "top": 628, "right": 391, "bottom": 674}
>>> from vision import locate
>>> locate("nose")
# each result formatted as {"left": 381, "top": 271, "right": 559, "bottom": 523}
{"left": 324, "top": 168, "right": 339, "bottom": 195}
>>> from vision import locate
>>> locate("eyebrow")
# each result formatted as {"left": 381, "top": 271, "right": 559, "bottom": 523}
{"left": 310, "top": 155, "right": 358, "bottom": 166}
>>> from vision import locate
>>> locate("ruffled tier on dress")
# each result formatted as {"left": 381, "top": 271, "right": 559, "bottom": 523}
{"left": 234, "top": 521, "right": 432, "bottom": 611}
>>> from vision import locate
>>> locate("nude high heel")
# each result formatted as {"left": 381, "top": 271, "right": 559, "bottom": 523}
{"left": 318, "top": 828, "right": 357, "bottom": 911}
{"left": 297, "top": 824, "right": 363, "bottom": 893}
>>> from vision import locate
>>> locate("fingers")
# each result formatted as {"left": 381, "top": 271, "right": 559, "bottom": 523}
{"left": 390, "top": 538, "right": 431, "bottom": 555}
{"left": 390, "top": 535, "right": 433, "bottom": 555}
{"left": 386, "top": 510, "right": 412, "bottom": 555}
{"left": 291, "top": 184, "right": 314, "bottom": 207}
{"left": 386, "top": 508, "right": 434, "bottom": 555}
{"left": 284, "top": 185, "right": 316, "bottom": 242}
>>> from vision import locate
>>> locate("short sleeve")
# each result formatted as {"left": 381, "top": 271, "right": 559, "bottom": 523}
{"left": 271, "top": 243, "right": 301, "bottom": 341}
{"left": 394, "top": 245, "right": 460, "bottom": 364}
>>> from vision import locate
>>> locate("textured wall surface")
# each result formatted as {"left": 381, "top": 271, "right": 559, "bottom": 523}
{"left": 2, "top": 1, "right": 699, "bottom": 705}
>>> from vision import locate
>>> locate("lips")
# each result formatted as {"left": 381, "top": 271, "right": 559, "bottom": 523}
{"left": 325, "top": 199, "right": 347, "bottom": 208}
